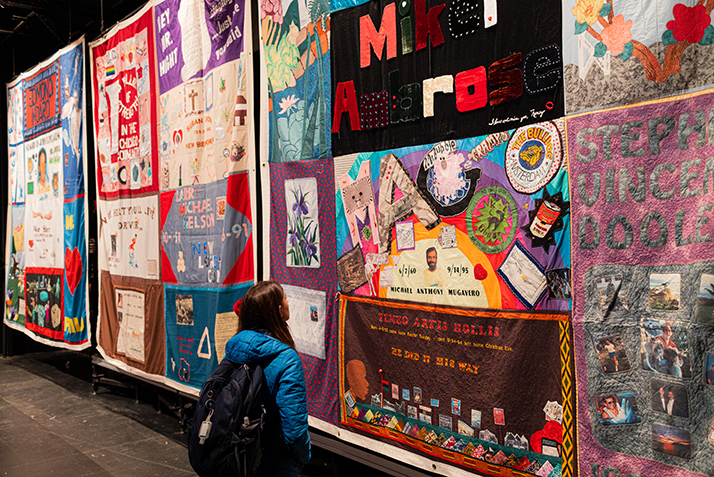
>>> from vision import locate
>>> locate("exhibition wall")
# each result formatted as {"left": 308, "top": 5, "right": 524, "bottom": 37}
{"left": 6, "top": 0, "right": 714, "bottom": 475}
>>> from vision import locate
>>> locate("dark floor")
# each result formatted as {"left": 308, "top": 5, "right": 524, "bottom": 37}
{"left": 0, "top": 351, "right": 195, "bottom": 476}
{"left": 0, "top": 350, "right": 415, "bottom": 477}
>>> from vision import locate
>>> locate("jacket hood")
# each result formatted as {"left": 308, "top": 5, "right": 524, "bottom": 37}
{"left": 224, "top": 330, "right": 292, "bottom": 365}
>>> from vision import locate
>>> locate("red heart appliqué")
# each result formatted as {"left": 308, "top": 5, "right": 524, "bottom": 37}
{"left": 65, "top": 247, "right": 83, "bottom": 295}
{"left": 529, "top": 420, "right": 562, "bottom": 454}
{"left": 473, "top": 263, "right": 488, "bottom": 281}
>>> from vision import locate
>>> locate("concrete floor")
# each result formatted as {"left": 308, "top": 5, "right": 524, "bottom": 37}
{"left": 0, "top": 352, "right": 195, "bottom": 476}
{"left": 0, "top": 350, "right": 408, "bottom": 477}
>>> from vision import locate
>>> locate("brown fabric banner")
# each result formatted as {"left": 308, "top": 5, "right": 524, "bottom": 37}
{"left": 99, "top": 271, "right": 165, "bottom": 376}
{"left": 339, "top": 294, "right": 574, "bottom": 475}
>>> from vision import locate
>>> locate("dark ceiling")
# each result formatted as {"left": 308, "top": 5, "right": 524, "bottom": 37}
{"left": 0, "top": 1, "right": 148, "bottom": 242}
{"left": 0, "top": 0, "right": 147, "bottom": 86}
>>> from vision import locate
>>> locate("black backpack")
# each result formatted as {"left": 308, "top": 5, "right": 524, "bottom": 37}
{"left": 188, "top": 358, "right": 269, "bottom": 477}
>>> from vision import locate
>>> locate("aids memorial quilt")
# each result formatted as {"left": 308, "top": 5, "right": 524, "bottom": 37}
{"left": 268, "top": 157, "right": 340, "bottom": 423}
{"left": 563, "top": 0, "right": 714, "bottom": 113}
{"left": 5, "top": 37, "right": 90, "bottom": 349}
{"left": 91, "top": 4, "right": 165, "bottom": 377}
{"left": 156, "top": 0, "right": 256, "bottom": 389}
{"left": 335, "top": 123, "right": 572, "bottom": 312}
{"left": 331, "top": 0, "right": 564, "bottom": 156}
{"left": 339, "top": 295, "right": 574, "bottom": 476}
{"left": 568, "top": 89, "right": 714, "bottom": 476}
{"left": 260, "top": 0, "right": 332, "bottom": 163}
{"left": 90, "top": 0, "right": 256, "bottom": 389}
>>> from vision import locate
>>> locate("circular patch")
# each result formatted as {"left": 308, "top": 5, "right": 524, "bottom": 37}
{"left": 416, "top": 141, "right": 481, "bottom": 217}
{"left": 426, "top": 162, "right": 470, "bottom": 207}
{"left": 118, "top": 165, "right": 128, "bottom": 184}
{"left": 465, "top": 186, "right": 518, "bottom": 254}
{"left": 505, "top": 121, "right": 562, "bottom": 194}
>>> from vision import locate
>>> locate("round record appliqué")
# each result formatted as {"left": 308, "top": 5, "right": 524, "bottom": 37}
{"left": 505, "top": 121, "right": 562, "bottom": 194}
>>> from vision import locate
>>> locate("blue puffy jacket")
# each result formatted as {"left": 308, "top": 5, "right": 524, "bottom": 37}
{"left": 224, "top": 330, "right": 311, "bottom": 468}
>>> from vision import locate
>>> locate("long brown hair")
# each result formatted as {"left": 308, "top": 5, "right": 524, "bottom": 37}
{"left": 238, "top": 281, "right": 295, "bottom": 349}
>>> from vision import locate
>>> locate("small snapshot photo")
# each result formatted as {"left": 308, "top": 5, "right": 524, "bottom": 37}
{"left": 438, "top": 224, "right": 457, "bottom": 249}
{"left": 546, "top": 268, "right": 572, "bottom": 300}
{"left": 451, "top": 398, "right": 461, "bottom": 415}
{"left": 344, "top": 390, "right": 355, "bottom": 409}
{"left": 650, "top": 273, "right": 681, "bottom": 311}
{"left": 595, "top": 274, "right": 628, "bottom": 317}
{"left": 407, "top": 405, "right": 417, "bottom": 419}
{"left": 439, "top": 414, "right": 453, "bottom": 431}
{"left": 457, "top": 419, "right": 474, "bottom": 437}
{"left": 395, "top": 220, "right": 416, "bottom": 251}
{"left": 175, "top": 295, "right": 194, "bottom": 325}
{"left": 651, "top": 423, "right": 691, "bottom": 459}
{"left": 640, "top": 320, "right": 691, "bottom": 378}
{"left": 493, "top": 407, "right": 505, "bottom": 426}
{"left": 696, "top": 273, "right": 714, "bottom": 324}
{"left": 705, "top": 353, "right": 714, "bottom": 386}
{"left": 593, "top": 335, "right": 631, "bottom": 373}
{"left": 541, "top": 438, "right": 561, "bottom": 457}
{"left": 596, "top": 392, "right": 641, "bottom": 425}
{"left": 413, "top": 387, "right": 422, "bottom": 404}
{"left": 471, "top": 409, "right": 481, "bottom": 429}
{"left": 419, "top": 411, "right": 432, "bottom": 425}
{"left": 216, "top": 197, "right": 226, "bottom": 220}
{"left": 650, "top": 379, "right": 689, "bottom": 418}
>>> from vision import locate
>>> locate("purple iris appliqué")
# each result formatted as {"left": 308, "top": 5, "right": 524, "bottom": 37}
{"left": 292, "top": 186, "right": 309, "bottom": 219}
{"left": 286, "top": 181, "right": 320, "bottom": 267}
{"left": 288, "top": 225, "right": 300, "bottom": 247}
